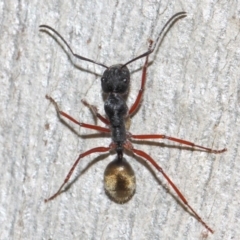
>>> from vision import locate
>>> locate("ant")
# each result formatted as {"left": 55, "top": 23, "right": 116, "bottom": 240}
{"left": 40, "top": 12, "right": 226, "bottom": 234}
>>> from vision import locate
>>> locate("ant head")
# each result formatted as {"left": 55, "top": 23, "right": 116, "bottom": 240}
{"left": 101, "top": 64, "right": 130, "bottom": 94}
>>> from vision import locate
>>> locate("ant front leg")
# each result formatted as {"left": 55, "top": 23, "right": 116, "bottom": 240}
{"left": 130, "top": 134, "right": 227, "bottom": 153}
{"left": 128, "top": 40, "right": 153, "bottom": 116}
{"left": 46, "top": 95, "right": 110, "bottom": 133}
{"left": 81, "top": 99, "right": 110, "bottom": 125}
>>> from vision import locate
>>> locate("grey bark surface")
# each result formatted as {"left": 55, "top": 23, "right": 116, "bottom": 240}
{"left": 0, "top": 0, "right": 239, "bottom": 239}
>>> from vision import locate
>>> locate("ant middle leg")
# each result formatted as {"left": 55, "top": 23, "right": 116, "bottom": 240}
{"left": 130, "top": 134, "right": 227, "bottom": 153}
{"left": 46, "top": 95, "right": 110, "bottom": 133}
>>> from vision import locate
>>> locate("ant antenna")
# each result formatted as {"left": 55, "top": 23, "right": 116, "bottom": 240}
{"left": 39, "top": 25, "right": 108, "bottom": 69}
{"left": 39, "top": 11, "right": 186, "bottom": 70}
{"left": 121, "top": 11, "right": 187, "bottom": 68}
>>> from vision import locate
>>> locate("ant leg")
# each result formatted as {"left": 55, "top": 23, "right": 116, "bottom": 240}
{"left": 128, "top": 41, "right": 152, "bottom": 116}
{"left": 45, "top": 146, "right": 111, "bottom": 202}
{"left": 131, "top": 134, "right": 227, "bottom": 154}
{"left": 81, "top": 99, "right": 110, "bottom": 125}
{"left": 131, "top": 147, "right": 214, "bottom": 233}
{"left": 46, "top": 95, "right": 110, "bottom": 133}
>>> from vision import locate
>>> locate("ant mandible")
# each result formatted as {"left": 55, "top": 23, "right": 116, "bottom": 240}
{"left": 40, "top": 12, "right": 226, "bottom": 234}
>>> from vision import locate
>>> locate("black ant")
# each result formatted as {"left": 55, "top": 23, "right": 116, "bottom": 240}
{"left": 40, "top": 12, "right": 226, "bottom": 234}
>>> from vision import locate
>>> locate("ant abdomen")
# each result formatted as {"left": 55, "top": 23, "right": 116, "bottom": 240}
{"left": 104, "top": 157, "right": 136, "bottom": 203}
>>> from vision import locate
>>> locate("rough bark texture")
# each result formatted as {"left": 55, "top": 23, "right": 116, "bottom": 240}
{"left": 0, "top": 1, "right": 239, "bottom": 239}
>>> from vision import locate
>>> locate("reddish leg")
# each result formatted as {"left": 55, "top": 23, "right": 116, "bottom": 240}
{"left": 45, "top": 146, "right": 111, "bottom": 202}
{"left": 46, "top": 95, "right": 110, "bottom": 133}
{"left": 131, "top": 147, "right": 214, "bottom": 233}
{"left": 128, "top": 41, "right": 153, "bottom": 116}
{"left": 131, "top": 134, "right": 227, "bottom": 153}
{"left": 81, "top": 99, "right": 110, "bottom": 125}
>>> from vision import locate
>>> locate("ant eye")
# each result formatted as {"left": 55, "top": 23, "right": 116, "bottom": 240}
{"left": 122, "top": 78, "right": 127, "bottom": 83}
{"left": 101, "top": 77, "right": 106, "bottom": 82}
